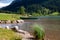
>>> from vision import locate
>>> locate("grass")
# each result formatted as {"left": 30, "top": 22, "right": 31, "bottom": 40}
{"left": 0, "top": 13, "right": 20, "bottom": 20}
{"left": 32, "top": 24, "right": 45, "bottom": 40}
{"left": 0, "top": 28, "right": 21, "bottom": 40}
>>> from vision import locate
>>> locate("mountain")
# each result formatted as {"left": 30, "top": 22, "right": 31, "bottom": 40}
{"left": 0, "top": 0, "right": 60, "bottom": 12}
{"left": 42, "top": 0, "right": 60, "bottom": 11}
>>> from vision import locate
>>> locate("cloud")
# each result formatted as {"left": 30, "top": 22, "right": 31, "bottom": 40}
{"left": 0, "top": 0, "right": 14, "bottom": 8}
{"left": 0, "top": 3, "right": 10, "bottom": 8}
{"left": 0, "top": 0, "right": 14, "bottom": 3}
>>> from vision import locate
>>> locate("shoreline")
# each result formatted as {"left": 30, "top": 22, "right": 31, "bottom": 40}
{"left": 0, "top": 20, "right": 24, "bottom": 24}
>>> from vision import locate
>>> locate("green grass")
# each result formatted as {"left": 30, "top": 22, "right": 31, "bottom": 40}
{"left": 32, "top": 24, "right": 45, "bottom": 40}
{"left": 0, "top": 13, "right": 20, "bottom": 20}
{"left": 0, "top": 28, "right": 21, "bottom": 40}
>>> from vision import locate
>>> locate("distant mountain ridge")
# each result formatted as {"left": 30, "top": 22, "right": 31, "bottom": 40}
{"left": 0, "top": 0, "right": 60, "bottom": 12}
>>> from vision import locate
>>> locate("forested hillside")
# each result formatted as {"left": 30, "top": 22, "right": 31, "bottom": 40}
{"left": 0, "top": 0, "right": 60, "bottom": 16}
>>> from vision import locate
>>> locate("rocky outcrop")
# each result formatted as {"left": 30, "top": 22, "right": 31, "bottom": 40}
{"left": 0, "top": 20, "right": 24, "bottom": 24}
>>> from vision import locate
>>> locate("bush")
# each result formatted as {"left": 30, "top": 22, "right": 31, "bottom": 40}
{"left": 32, "top": 12, "right": 40, "bottom": 16}
{"left": 0, "top": 28, "right": 21, "bottom": 40}
{"left": 50, "top": 12, "right": 59, "bottom": 16}
{"left": 32, "top": 24, "right": 45, "bottom": 40}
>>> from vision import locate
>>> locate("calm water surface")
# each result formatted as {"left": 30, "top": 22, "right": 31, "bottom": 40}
{"left": 24, "top": 16, "right": 60, "bottom": 40}
{"left": 0, "top": 16, "right": 60, "bottom": 40}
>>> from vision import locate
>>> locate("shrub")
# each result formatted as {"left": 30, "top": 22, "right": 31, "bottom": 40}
{"left": 50, "top": 12, "right": 59, "bottom": 16}
{"left": 0, "top": 28, "right": 22, "bottom": 40}
{"left": 32, "top": 24, "right": 45, "bottom": 40}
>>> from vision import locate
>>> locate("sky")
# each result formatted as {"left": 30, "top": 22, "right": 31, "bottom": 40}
{"left": 0, "top": 0, "right": 14, "bottom": 8}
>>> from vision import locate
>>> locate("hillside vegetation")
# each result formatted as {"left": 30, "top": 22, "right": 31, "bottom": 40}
{"left": 1, "top": 0, "right": 60, "bottom": 12}
{"left": 0, "top": 0, "right": 60, "bottom": 16}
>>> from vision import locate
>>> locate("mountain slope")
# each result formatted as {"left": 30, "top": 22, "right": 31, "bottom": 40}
{"left": 0, "top": 0, "right": 48, "bottom": 12}
{"left": 42, "top": 0, "right": 60, "bottom": 11}
{"left": 1, "top": 0, "right": 60, "bottom": 12}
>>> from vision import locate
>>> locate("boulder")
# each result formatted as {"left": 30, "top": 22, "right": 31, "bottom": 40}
{"left": 12, "top": 20, "right": 17, "bottom": 24}
{"left": 5, "top": 26, "right": 10, "bottom": 30}
{"left": 16, "top": 20, "right": 24, "bottom": 23}
{"left": 1, "top": 20, "right": 5, "bottom": 24}
{"left": 14, "top": 26, "right": 19, "bottom": 30}
{"left": 5, "top": 20, "right": 11, "bottom": 24}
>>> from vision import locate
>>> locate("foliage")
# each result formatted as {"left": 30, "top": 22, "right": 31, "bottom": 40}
{"left": 36, "top": 10, "right": 43, "bottom": 16}
{"left": 0, "top": 28, "right": 21, "bottom": 40}
{"left": 1, "top": 0, "right": 60, "bottom": 16}
{"left": 50, "top": 12, "right": 59, "bottom": 16}
{"left": 32, "top": 24, "right": 45, "bottom": 40}
{"left": 19, "top": 6, "right": 26, "bottom": 15}
{"left": 0, "top": 3, "right": 60, "bottom": 16}
{"left": 32, "top": 12, "right": 41, "bottom": 16}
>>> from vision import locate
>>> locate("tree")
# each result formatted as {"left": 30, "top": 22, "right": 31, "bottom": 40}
{"left": 37, "top": 10, "right": 43, "bottom": 16}
{"left": 32, "top": 12, "right": 40, "bottom": 16}
{"left": 19, "top": 6, "right": 25, "bottom": 15}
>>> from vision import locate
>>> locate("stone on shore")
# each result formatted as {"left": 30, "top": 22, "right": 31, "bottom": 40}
{"left": 14, "top": 26, "right": 34, "bottom": 40}
{"left": 0, "top": 20, "right": 24, "bottom": 24}
{"left": 1, "top": 21, "right": 5, "bottom": 24}
{"left": 16, "top": 30, "right": 34, "bottom": 40}
{"left": 5, "top": 20, "right": 11, "bottom": 24}
{"left": 12, "top": 20, "right": 17, "bottom": 24}
{"left": 0, "top": 20, "right": 1, "bottom": 23}
{"left": 5, "top": 26, "right": 10, "bottom": 30}
{"left": 16, "top": 20, "right": 24, "bottom": 23}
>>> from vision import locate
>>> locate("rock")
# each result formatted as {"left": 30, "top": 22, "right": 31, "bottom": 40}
{"left": 0, "top": 20, "right": 1, "bottom": 23}
{"left": 0, "top": 20, "right": 24, "bottom": 24}
{"left": 14, "top": 26, "right": 26, "bottom": 34}
{"left": 1, "top": 20, "right": 5, "bottom": 24}
{"left": 5, "top": 20, "right": 11, "bottom": 24}
{"left": 16, "top": 20, "right": 24, "bottom": 23}
{"left": 12, "top": 20, "right": 17, "bottom": 24}
{"left": 14, "top": 26, "right": 34, "bottom": 38}
{"left": 16, "top": 30, "right": 34, "bottom": 40}
{"left": 14, "top": 26, "right": 19, "bottom": 30}
{"left": 5, "top": 26, "right": 10, "bottom": 29}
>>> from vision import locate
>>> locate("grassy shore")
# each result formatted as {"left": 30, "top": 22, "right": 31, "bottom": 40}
{"left": 0, "top": 13, "right": 20, "bottom": 20}
{"left": 0, "top": 28, "right": 21, "bottom": 40}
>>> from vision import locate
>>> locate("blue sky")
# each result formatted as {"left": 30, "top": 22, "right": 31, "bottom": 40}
{"left": 0, "top": 0, "right": 14, "bottom": 8}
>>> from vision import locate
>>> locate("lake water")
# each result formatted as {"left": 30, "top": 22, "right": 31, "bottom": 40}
{"left": 24, "top": 16, "right": 60, "bottom": 40}
{"left": 0, "top": 16, "right": 60, "bottom": 40}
